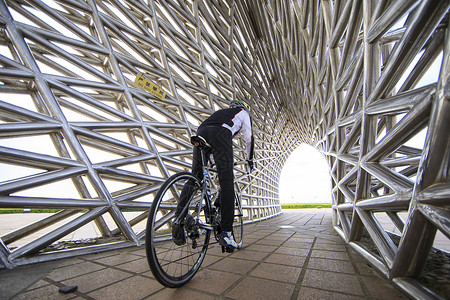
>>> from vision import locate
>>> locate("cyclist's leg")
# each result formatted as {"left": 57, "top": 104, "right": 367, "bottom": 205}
{"left": 206, "top": 128, "right": 237, "bottom": 249}
{"left": 211, "top": 131, "right": 234, "bottom": 232}
{"left": 217, "top": 165, "right": 234, "bottom": 233}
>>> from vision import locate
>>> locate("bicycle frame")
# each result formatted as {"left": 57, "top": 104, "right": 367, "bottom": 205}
{"left": 196, "top": 146, "right": 216, "bottom": 231}
{"left": 173, "top": 145, "right": 216, "bottom": 232}
{"left": 146, "top": 136, "right": 246, "bottom": 287}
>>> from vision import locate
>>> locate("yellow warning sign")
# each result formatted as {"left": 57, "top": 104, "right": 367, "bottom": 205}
{"left": 134, "top": 73, "right": 166, "bottom": 100}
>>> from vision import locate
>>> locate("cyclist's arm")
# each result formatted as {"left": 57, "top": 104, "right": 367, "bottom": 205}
{"left": 241, "top": 113, "right": 254, "bottom": 161}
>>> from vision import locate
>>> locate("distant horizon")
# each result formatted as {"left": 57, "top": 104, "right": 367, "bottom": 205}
{"left": 279, "top": 144, "right": 332, "bottom": 204}
{"left": 280, "top": 201, "right": 331, "bottom": 204}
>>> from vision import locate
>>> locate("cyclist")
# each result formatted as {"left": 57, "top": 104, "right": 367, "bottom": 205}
{"left": 172, "top": 100, "right": 254, "bottom": 250}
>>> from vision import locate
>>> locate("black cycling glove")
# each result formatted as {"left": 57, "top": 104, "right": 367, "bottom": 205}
{"left": 247, "top": 160, "right": 254, "bottom": 171}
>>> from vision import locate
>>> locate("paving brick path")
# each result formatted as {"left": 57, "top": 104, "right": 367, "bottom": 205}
{"left": 0, "top": 209, "right": 408, "bottom": 299}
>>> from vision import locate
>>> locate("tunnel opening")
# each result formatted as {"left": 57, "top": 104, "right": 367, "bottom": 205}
{"left": 279, "top": 144, "right": 332, "bottom": 206}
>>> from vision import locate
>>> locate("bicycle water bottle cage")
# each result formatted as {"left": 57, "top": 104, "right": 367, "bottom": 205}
{"left": 191, "top": 135, "right": 211, "bottom": 150}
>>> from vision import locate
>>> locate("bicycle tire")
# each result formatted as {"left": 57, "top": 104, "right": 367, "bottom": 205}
{"left": 146, "top": 172, "right": 211, "bottom": 288}
{"left": 232, "top": 184, "right": 244, "bottom": 248}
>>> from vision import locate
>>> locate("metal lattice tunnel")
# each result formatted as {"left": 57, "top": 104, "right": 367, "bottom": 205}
{"left": 0, "top": 0, "right": 449, "bottom": 297}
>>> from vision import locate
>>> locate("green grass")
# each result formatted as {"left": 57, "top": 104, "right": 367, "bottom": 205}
{"left": 281, "top": 203, "right": 332, "bottom": 209}
{"left": 0, "top": 208, "right": 63, "bottom": 214}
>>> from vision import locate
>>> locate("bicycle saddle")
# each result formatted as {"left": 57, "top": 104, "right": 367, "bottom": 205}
{"left": 190, "top": 135, "right": 211, "bottom": 149}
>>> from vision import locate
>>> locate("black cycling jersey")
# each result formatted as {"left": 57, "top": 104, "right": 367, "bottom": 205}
{"left": 199, "top": 107, "right": 254, "bottom": 161}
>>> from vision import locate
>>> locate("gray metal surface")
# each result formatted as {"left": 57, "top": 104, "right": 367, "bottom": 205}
{"left": 0, "top": 0, "right": 448, "bottom": 298}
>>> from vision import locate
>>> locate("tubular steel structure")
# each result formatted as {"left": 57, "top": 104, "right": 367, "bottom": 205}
{"left": 0, "top": 0, "right": 449, "bottom": 297}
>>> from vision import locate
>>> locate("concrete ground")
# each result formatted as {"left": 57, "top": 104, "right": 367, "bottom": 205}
{"left": 0, "top": 208, "right": 416, "bottom": 300}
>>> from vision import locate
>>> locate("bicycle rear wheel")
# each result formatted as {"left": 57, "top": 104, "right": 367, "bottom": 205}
{"left": 233, "top": 184, "right": 244, "bottom": 248}
{"left": 146, "top": 172, "right": 211, "bottom": 287}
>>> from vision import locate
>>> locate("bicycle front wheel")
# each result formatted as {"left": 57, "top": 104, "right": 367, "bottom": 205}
{"left": 146, "top": 172, "right": 211, "bottom": 288}
{"left": 233, "top": 184, "right": 244, "bottom": 248}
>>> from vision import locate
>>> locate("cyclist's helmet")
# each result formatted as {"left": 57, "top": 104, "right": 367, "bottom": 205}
{"left": 229, "top": 100, "right": 249, "bottom": 113}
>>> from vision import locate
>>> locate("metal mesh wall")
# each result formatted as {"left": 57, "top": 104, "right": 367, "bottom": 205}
{"left": 0, "top": 1, "right": 449, "bottom": 297}
{"left": 0, "top": 0, "right": 301, "bottom": 268}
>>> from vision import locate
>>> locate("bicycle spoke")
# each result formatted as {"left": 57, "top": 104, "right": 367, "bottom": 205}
{"left": 146, "top": 172, "right": 211, "bottom": 287}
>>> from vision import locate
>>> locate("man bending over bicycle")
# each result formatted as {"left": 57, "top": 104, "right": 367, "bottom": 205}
{"left": 173, "top": 100, "right": 254, "bottom": 249}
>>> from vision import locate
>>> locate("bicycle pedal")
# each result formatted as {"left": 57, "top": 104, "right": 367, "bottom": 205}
{"left": 225, "top": 246, "right": 235, "bottom": 253}
{"left": 221, "top": 245, "right": 234, "bottom": 253}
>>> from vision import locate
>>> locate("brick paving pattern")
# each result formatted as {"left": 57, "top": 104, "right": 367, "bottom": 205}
{"left": 0, "top": 209, "right": 409, "bottom": 299}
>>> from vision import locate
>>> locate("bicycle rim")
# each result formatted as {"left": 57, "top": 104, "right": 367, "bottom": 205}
{"left": 233, "top": 186, "right": 244, "bottom": 248}
{"left": 146, "top": 172, "right": 211, "bottom": 287}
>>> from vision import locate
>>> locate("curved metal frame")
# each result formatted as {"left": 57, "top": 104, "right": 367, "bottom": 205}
{"left": 0, "top": 1, "right": 449, "bottom": 298}
{"left": 0, "top": 0, "right": 292, "bottom": 268}
{"left": 251, "top": 0, "right": 448, "bottom": 298}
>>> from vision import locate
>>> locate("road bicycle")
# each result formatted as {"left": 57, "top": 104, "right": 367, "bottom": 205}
{"left": 145, "top": 135, "right": 245, "bottom": 287}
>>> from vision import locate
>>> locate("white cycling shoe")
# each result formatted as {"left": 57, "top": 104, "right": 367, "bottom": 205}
{"left": 219, "top": 231, "right": 238, "bottom": 252}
